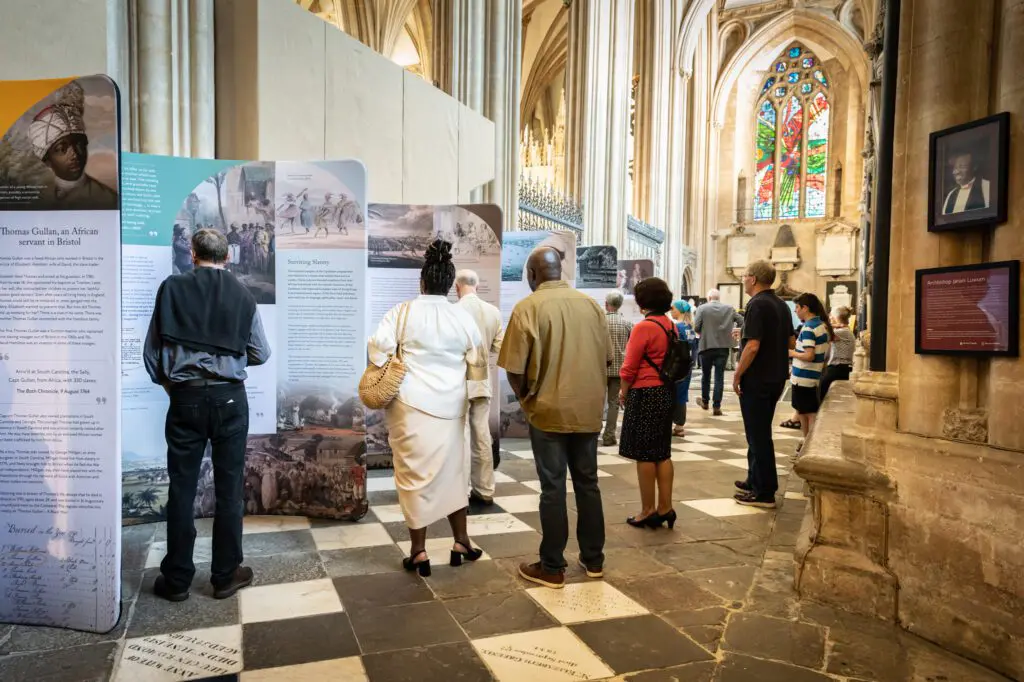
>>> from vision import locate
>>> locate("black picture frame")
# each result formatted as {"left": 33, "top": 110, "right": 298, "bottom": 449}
{"left": 928, "top": 112, "right": 1010, "bottom": 232}
{"left": 914, "top": 260, "right": 1020, "bottom": 357}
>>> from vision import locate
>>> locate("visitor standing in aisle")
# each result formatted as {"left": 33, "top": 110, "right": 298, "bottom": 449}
{"left": 602, "top": 291, "right": 633, "bottom": 446}
{"left": 669, "top": 300, "right": 697, "bottom": 437}
{"left": 617, "top": 278, "right": 678, "bottom": 529}
{"left": 819, "top": 306, "right": 855, "bottom": 401}
{"left": 694, "top": 289, "right": 744, "bottom": 415}
{"left": 788, "top": 293, "right": 834, "bottom": 444}
{"left": 455, "top": 269, "right": 505, "bottom": 506}
{"left": 499, "top": 247, "right": 609, "bottom": 589}
{"left": 369, "top": 240, "right": 488, "bottom": 577}
{"left": 144, "top": 228, "right": 271, "bottom": 602}
{"left": 732, "top": 260, "right": 794, "bottom": 509}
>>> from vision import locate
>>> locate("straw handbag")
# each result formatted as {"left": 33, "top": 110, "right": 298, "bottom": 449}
{"left": 358, "top": 302, "right": 411, "bottom": 410}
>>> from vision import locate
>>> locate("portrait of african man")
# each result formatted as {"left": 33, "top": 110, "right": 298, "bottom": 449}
{"left": 0, "top": 76, "right": 119, "bottom": 211}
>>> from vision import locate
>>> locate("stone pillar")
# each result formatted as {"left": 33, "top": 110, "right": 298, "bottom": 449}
{"left": 430, "top": 0, "right": 484, "bottom": 112}
{"left": 887, "top": 0, "right": 995, "bottom": 439}
{"left": 481, "top": 0, "right": 520, "bottom": 226}
{"left": 632, "top": 0, "right": 688, "bottom": 290}
{"left": 564, "top": 0, "right": 635, "bottom": 248}
{"left": 131, "top": 0, "right": 216, "bottom": 157}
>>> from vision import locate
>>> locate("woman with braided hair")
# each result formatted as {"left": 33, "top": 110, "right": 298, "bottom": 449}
{"left": 368, "top": 239, "right": 489, "bottom": 576}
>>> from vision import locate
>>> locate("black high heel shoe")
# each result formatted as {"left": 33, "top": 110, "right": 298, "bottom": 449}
{"left": 403, "top": 550, "right": 431, "bottom": 577}
{"left": 657, "top": 509, "right": 678, "bottom": 529}
{"left": 450, "top": 540, "right": 484, "bottom": 566}
{"left": 626, "top": 513, "right": 660, "bottom": 529}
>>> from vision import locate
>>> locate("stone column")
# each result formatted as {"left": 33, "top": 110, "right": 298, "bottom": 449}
{"left": 131, "top": 0, "right": 216, "bottom": 157}
{"left": 430, "top": 0, "right": 484, "bottom": 112}
{"left": 632, "top": 0, "right": 688, "bottom": 289}
{"left": 887, "top": 0, "right": 996, "bottom": 439}
{"left": 565, "top": 0, "right": 635, "bottom": 248}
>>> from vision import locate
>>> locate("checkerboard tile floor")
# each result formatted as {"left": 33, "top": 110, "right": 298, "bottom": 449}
{"left": 0, "top": 383, "right": 828, "bottom": 682}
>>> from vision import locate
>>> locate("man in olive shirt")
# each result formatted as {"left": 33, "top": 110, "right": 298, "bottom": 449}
{"left": 499, "top": 247, "right": 610, "bottom": 589}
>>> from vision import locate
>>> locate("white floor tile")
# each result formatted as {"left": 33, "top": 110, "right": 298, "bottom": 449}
{"left": 596, "top": 454, "right": 627, "bottom": 466}
{"left": 467, "top": 512, "right": 535, "bottom": 536}
{"left": 396, "top": 536, "right": 493, "bottom": 561}
{"left": 241, "top": 657, "right": 367, "bottom": 682}
{"left": 242, "top": 516, "right": 312, "bottom": 535}
{"left": 367, "top": 477, "right": 397, "bottom": 493}
{"left": 493, "top": 494, "right": 539, "bottom": 514}
{"left": 370, "top": 504, "right": 405, "bottom": 524}
{"left": 670, "top": 451, "right": 712, "bottom": 463}
{"left": 680, "top": 435, "right": 728, "bottom": 444}
{"left": 727, "top": 448, "right": 749, "bottom": 456}
{"left": 596, "top": 446, "right": 621, "bottom": 456}
{"left": 473, "top": 627, "right": 614, "bottom": 682}
{"left": 784, "top": 491, "right": 807, "bottom": 501}
{"left": 772, "top": 433, "right": 802, "bottom": 441}
{"left": 719, "top": 458, "right": 787, "bottom": 473}
{"left": 526, "top": 581, "right": 648, "bottom": 625}
{"left": 240, "top": 578, "right": 343, "bottom": 624}
{"left": 116, "top": 625, "right": 242, "bottom": 682}
{"left": 709, "top": 415, "right": 744, "bottom": 422}
{"left": 494, "top": 471, "right": 517, "bottom": 484}
{"left": 686, "top": 428, "right": 734, "bottom": 436}
{"left": 682, "top": 497, "right": 768, "bottom": 517}
{"left": 310, "top": 523, "right": 393, "bottom": 551}
{"left": 521, "top": 480, "right": 542, "bottom": 493}
{"left": 671, "top": 442, "right": 720, "bottom": 453}
{"left": 145, "top": 537, "right": 213, "bottom": 570}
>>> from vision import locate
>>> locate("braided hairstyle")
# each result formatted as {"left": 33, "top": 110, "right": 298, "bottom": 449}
{"left": 421, "top": 238, "right": 456, "bottom": 295}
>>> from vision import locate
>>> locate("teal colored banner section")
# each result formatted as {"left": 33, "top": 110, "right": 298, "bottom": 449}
{"left": 121, "top": 152, "right": 239, "bottom": 246}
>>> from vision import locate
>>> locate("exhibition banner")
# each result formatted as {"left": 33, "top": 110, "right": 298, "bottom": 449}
{"left": 498, "top": 231, "right": 577, "bottom": 438}
{"left": 120, "top": 153, "right": 369, "bottom": 522}
{"left": 365, "top": 204, "right": 503, "bottom": 467}
{"left": 0, "top": 76, "right": 122, "bottom": 632}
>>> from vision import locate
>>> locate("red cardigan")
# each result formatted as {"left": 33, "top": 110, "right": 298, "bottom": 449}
{"left": 620, "top": 315, "right": 673, "bottom": 388}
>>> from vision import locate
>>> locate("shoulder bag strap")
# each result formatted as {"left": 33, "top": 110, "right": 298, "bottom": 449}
{"left": 395, "top": 302, "right": 411, "bottom": 360}
{"left": 640, "top": 318, "right": 677, "bottom": 375}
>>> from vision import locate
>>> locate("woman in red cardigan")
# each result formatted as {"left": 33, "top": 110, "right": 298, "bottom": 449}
{"left": 618, "top": 277, "right": 677, "bottom": 529}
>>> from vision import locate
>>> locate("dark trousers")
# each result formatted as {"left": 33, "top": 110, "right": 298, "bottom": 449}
{"left": 739, "top": 378, "right": 785, "bottom": 498}
{"left": 819, "top": 364, "right": 852, "bottom": 401}
{"left": 527, "top": 426, "right": 605, "bottom": 573}
{"left": 161, "top": 382, "right": 249, "bottom": 592}
{"left": 700, "top": 348, "right": 730, "bottom": 408}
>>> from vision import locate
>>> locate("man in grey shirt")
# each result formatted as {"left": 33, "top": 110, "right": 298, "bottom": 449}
{"left": 144, "top": 229, "right": 270, "bottom": 603}
{"left": 694, "top": 288, "right": 743, "bottom": 415}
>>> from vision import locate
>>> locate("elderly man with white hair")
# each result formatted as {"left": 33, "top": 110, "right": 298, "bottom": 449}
{"left": 602, "top": 290, "right": 633, "bottom": 446}
{"left": 694, "top": 288, "right": 743, "bottom": 415}
{"left": 455, "top": 269, "right": 505, "bottom": 505}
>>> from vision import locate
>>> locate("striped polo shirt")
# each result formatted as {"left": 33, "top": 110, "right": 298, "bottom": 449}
{"left": 791, "top": 316, "right": 830, "bottom": 387}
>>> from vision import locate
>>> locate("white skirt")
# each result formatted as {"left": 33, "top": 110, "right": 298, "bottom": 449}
{"left": 385, "top": 399, "right": 468, "bottom": 529}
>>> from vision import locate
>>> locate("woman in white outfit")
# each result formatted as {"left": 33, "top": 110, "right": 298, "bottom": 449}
{"left": 368, "top": 239, "right": 487, "bottom": 576}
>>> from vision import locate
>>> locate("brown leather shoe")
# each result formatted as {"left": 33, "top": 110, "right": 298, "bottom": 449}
{"left": 713, "top": 408, "right": 724, "bottom": 416}
{"left": 212, "top": 566, "right": 254, "bottom": 599}
{"left": 518, "top": 561, "right": 565, "bottom": 589}
{"left": 153, "top": 574, "right": 189, "bottom": 602}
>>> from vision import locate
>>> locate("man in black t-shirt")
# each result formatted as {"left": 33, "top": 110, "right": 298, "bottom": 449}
{"left": 732, "top": 260, "right": 795, "bottom": 508}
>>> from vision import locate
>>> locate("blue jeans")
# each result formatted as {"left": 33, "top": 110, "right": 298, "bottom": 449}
{"left": 527, "top": 426, "right": 605, "bottom": 573}
{"left": 700, "top": 348, "right": 730, "bottom": 408}
{"left": 738, "top": 378, "right": 785, "bottom": 498}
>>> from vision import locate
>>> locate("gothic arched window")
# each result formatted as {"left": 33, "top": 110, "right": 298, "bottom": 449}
{"left": 753, "top": 44, "right": 830, "bottom": 221}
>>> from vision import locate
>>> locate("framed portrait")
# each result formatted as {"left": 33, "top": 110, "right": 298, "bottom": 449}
{"left": 928, "top": 112, "right": 1009, "bottom": 232}
{"left": 915, "top": 260, "right": 1019, "bottom": 357}
{"left": 717, "top": 283, "right": 742, "bottom": 310}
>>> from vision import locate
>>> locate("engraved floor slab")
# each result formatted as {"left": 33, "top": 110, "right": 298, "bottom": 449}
{"left": 682, "top": 498, "right": 769, "bottom": 517}
{"left": 115, "top": 625, "right": 242, "bottom": 682}
{"left": 467, "top": 513, "right": 535, "bottom": 536}
{"left": 310, "top": 523, "right": 393, "bottom": 551}
{"left": 526, "top": 582, "right": 649, "bottom": 624}
{"left": 472, "top": 627, "right": 614, "bottom": 682}
{"left": 491, "top": 494, "right": 539, "bottom": 514}
{"left": 239, "top": 578, "right": 344, "bottom": 624}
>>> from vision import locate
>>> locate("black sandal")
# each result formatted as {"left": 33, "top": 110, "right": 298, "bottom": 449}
{"left": 450, "top": 540, "right": 483, "bottom": 566}
{"left": 779, "top": 419, "right": 801, "bottom": 430}
{"left": 403, "top": 550, "right": 431, "bottom": 577}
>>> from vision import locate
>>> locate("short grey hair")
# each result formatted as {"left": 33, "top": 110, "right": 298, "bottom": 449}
{"left": 707, "top": 288, "right": 721, "bottom": 300}
{"left": 192, "top": 228, "right": 228, "bottom": 263}
{"left": 605, "top": 291, "right": 624, "bottom": 310}
{"left": 455, "top": 269, "right": 479, "bottom": 287}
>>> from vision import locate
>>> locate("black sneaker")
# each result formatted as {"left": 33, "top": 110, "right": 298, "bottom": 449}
{"left": 734, "top": 492, "right": 776, "bottom": 509}
{"left": 153, "top": 574, "right": 190, "bottom": 602}
{"left": 734, "top": 480, "right": 751, "bottom": 492}
{"left": 212, "top": 566, "right": 254, "bottom": 599}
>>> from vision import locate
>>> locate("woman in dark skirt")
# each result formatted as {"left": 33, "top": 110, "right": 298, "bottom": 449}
{"left": 618, "top": 278, "right": 677, "bottom": 530}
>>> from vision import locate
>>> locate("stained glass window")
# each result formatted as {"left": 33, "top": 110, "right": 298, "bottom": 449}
{"left": 805, "top": 91, "right": 830, "bottom": 218}
{"left": 755, "top": 102, "right": 777, "bottom": 221}
{"left": 753, "top": 43, "right": 830, "bottom": 222}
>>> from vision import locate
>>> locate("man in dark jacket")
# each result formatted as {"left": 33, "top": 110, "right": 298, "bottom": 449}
{"left": 144, "top": 228, "right": 271, "bottom": 602}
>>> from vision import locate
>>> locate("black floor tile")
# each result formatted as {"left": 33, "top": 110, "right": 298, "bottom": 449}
{"left": 717, "top": 652, "right": 833, "bottom": 681}
{"left": 0, "top": 641, "right": 118, "bottom": 682}
{"left": 245, "top": 551, "right": 327, "bottom": 586}
{"left": 348, "top": 601, "right": 467, "bottom": 654}
{"left": 243, "top": 611, "right": 359, "bottom": 670}
{"left": 332, "top": 571, "right": 435, "bottom": 612}
{"left": 570, "top": 614, "right": 714, "bottom": 673}
{"left": 362, "top": 642, "right": 491, "bottom": 682}
{"left": 128, "top": 569, "right": 240, "bottom": 638}
{"left": 320, "top": 544, "right": 405, "bottom": 578}
{"left": 242, "top": 529, "right": 317, "bottom": 556}
{"left": 423, "top": 561, "right": 520, "bottom": 600}
{"left": 444, "top": 592, "right": 557, "bottom": 639}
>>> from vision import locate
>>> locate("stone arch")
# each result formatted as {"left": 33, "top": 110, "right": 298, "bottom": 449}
{"left": 520, "top": 5, "right": 569, "bottom": 132}
{"left": 711, "top": 9, "right": 868, "bottom": 128}
{"left": 674, "top": 0, "right": 717, "bottom": 77}
{"left": 719, "top": 20, "right": 748, "bottom": 75}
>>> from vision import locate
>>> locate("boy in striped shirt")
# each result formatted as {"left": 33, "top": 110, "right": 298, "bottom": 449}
{"left": 788, "top": 293, "right": 833, "bottom": 444}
